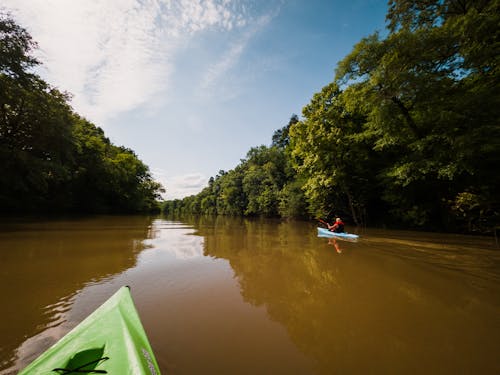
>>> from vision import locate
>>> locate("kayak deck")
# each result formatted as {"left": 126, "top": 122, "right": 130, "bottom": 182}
{"left": 317, "top": 227, "right": 359, "bottom": 240}
{"left": 19, "top": 286, "right": 161, "bottom": 374}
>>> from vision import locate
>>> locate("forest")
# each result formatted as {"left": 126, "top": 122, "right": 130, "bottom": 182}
{"left": 164, "top": 0, "right": 499, "bottom": 233}
{"left": 1, "top": 1, "right": 498, "bottom": 231}
{"left": 0, "top": 13, "right": 164, "bottom": 213}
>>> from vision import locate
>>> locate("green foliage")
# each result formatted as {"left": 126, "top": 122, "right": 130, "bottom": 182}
{"left": 0, "top": 11, "right": 39, "bottom": 81}
{"left": 164, "top": 142, "right": 307, "bottom": 218}
{"left": 67, "top": 117, "right": 164, "bottom": 213}
{"left": 217, "top": 167, "right": 247, "bottom": 215}
{"left": 0, "top": 72, "right": 75, "bottom": 210}
{"left": 242, "top": 146, "right": 287, "bottom": 216}
{"left": 289, "top": 83, "right": 377, "bottom": 223}
{"left": 165, "top": 0, "right": 498, "bottom": 232}
{"left": 0, "top": 14, "right": 164, "bottom": 213}
{"left": 278, "top": 178, "right": 308, "bottom": 218}
{"left": 329, "top": 0, "right": 500, "bottom": 229}
{"left": 272, "top": 114, "right": 298, "bottom": 149}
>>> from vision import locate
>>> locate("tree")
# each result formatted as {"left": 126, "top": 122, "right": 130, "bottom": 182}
{"left": 242, "top": 146, "right": 288, "bottom": 216}
{"left": 0, "top": 74, "right": 75, "bottom": 211}
{"left": 0, "top": 14, "right": 164, "bottom": 213}
{"left": 217, "top": 167, "right": 247, "bottom": 215}
{"left": 278, "top": 178, "right": 308, "bottom": 218}
{"left": 272, "top": 114, "right": 299, "bottom": 149}
{"left": 71, "top": 118, "right": 163, "bottom": 213}
{"left": 333, "top": 0, "right": 500, "bottom": 229}
{"left": 288, "top": 83, "right": 378, "bottom": 224}
{"left": 163, "top": 0, "right": 499, "bottom": 232}
{"left": 0, "top": 12, "right": 39, "bottom": 81}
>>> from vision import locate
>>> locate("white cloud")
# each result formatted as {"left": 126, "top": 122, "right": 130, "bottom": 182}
{"left": 3, "top": 0, "right": 282, "bottom": 199}
{"left": 152, "top": 169, "right": 207, "bottom": 199}
{"left": 3, "top": 0, "right": 250, "bottom": 124}
{"left": 199, "top": 12, "right": 274, "bottom": 96}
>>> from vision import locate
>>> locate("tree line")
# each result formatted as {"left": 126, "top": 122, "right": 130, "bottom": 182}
{"left": 164, "top": 0, "right": 499, "bottom": 233}
{"left": 0, "top": 13, "right": 164, "bottom": 214}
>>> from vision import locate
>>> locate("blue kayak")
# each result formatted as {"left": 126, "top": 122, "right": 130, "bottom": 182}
{"left": 317, "top": 227, "right": 359, "bottom": 240}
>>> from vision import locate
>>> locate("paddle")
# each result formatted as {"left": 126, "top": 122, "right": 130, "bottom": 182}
{"left": 317, "top": 218, "right": 330, "bottom": 227}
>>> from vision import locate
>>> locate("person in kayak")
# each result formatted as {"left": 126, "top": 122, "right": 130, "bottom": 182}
{"left": 328, "top": 217, "right": 345, "bottom": 233}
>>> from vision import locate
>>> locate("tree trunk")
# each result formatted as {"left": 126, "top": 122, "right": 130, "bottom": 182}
{"left": 391, "top": 96, "right": 421, "bottom": 138}
{"left": 345, "top": 189, "right": 360, "bottom": 226}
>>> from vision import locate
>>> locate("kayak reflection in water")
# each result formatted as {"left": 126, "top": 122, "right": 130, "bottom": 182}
{"left": 328, "top": 238, "right": 342, "bottom": 253}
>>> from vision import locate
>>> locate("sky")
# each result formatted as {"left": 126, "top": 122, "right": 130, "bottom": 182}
{"left": 3, "top": 0, "right": 388, "bottom": 199}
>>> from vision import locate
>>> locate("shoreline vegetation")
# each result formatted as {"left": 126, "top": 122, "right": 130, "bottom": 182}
{"left": 0, "top": 12, "right": 164, "bottom": 214}
{"left": 163, "top": 1, "right": 499, "bottom": 234}
{"left": 1, "top": 1, "right": 499, "bottom": 234}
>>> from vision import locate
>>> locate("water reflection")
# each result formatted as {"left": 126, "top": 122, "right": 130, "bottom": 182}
{"left": 184, "top": 216, "right": 500, "bottom": 374}
{"left": 1, "top": 216, "right": 499, "bottom": 374}
{"left": 142, "top": 220, "right": 203, "bottom": 260}
{"left": 327, "top": 238, "right": 342, "bottom": 253}
{"left": 188, "top": 218, "right": 357, "bottom": 373}
{"left": 0, "top": 216, "right": 154, "bottom": 372}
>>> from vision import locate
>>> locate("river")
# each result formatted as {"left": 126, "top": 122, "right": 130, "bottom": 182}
{"left": 0, "top": 215, "right": 499, "bottom": 374}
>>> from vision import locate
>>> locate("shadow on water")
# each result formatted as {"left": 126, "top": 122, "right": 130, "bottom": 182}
{"left": 0, "top": 215, "right": 154, "bottom": 372}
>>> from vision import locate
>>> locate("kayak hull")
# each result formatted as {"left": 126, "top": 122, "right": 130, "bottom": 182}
{"left": 317, "top": 227, "right": 359, "bottom": 240}
{"left": 19, "top": 286, "right": 161, "bottom": 374}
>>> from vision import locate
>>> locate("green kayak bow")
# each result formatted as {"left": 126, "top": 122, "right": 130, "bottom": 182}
{"left": 19, "top": 286, "right": 161, "bottom": 374}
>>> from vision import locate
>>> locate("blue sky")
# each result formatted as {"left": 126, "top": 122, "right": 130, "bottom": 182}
{"left": 4, "top": 0, "right": 388, "bottom": 199}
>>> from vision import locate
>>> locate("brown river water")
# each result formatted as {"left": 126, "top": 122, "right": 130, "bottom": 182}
{"left": 0, "top": 215, "right": 499, "bottom": 374}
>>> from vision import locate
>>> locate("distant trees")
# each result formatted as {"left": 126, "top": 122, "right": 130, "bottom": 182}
{"left": 0, "top": 13, "right": 164, "bottom": 213}
{"left": 165, "top": 0, "right": 499, "bottom": 233}
{"left": 164, "top": 115, "right": 309, "bottom": 219}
